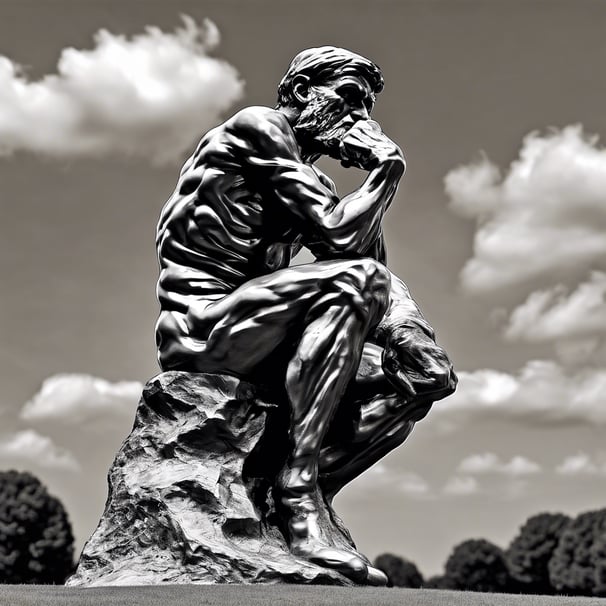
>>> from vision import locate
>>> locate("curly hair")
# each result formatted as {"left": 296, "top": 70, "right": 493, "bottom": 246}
{"left": 277, "top": 46, "right": 384, "bottom": 107}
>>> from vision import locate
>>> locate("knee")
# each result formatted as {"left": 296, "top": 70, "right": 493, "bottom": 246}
{"left": 357, "top": 258, "right": 391, "bottom": 295}
{"left": 344, "top": 258, "right": 390, "bottom": 319}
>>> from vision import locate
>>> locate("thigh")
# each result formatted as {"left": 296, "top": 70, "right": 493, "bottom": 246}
{"left": 160, "top": 259, "right": 372, "bottom": 377}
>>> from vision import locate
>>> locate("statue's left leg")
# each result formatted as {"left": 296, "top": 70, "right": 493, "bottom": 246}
{"left": 318, "top": 342, "right": 435, "bottom": 500}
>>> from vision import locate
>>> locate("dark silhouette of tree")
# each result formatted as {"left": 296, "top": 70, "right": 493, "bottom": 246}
{"left": 444, "top": 538, "right": 512, "bottom": 593}
{"left": 549, "top": 508, "right": 606, "bottom": 596}
{"left": 592, "top": 532, "right": 606, "bottom": 596}
{"left": 0, "top": 470, "right": 74, "bottom": 584}
{"left": 373, "top": 553, "right": 424, "bottom": 587}
{"left": 505, "top": 512, "right": 570, "bottom": 594}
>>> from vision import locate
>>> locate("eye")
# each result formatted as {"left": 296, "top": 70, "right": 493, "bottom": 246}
{"left": 338, "top": 83, "right": 364, "bottom": 103}
{"left": 337, "top": 83, "right": 373, "bottom": 113}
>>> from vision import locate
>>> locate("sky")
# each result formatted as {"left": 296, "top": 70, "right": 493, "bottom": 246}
{"left": 0, "top": 0, "right": 605, "bottom": 578}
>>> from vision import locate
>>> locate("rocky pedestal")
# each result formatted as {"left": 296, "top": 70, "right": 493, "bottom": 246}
{"left": 67, "top": 372, "right": 362, "bottom": 586}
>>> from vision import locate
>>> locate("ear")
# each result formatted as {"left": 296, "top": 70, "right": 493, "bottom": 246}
{"left": 291, "top": 74, "right": 311, "bottom": 105}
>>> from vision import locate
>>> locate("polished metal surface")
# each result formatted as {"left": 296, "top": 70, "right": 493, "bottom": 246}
{"left": 155, "top": 46, "right": 457, "bottom": 585}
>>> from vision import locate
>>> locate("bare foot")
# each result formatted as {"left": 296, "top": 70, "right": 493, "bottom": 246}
{"left": 277, "top": 484, "right": 384, "bottom": 585}
{"left": 365, "top": 565, "right": 389, "bottom": 586}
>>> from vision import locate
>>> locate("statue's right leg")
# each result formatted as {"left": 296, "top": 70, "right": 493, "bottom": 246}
{"left": 158, "top": 259, "right": 391, "bottom": 584}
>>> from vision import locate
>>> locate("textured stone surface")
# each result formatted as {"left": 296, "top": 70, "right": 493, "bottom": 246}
{"left": 67, "top": 372, "right": 361, "bottom": 586}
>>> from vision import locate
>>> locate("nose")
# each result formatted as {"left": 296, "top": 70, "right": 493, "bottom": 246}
{"left": 351, "top": 106, "right": 370, "bottom": 122}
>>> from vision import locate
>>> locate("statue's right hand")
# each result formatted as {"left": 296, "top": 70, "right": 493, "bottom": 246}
{"left": 339, "top": 120, "right": 405, "bottom": 171}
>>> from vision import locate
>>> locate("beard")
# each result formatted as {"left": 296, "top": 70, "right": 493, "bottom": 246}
{"left": 293, "top": 95, "right": 353, "bottom": 159}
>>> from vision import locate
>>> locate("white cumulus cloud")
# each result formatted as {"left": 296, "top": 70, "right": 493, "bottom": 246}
{"left": 357, "top": 464, "right": 431, "bottom": 498}
{"left": 457, "top": 452, "right": 541, "bottom": 476}
{"left": 505, "top": 271, "right": 606, "bottom": 343}
{"left": 0, "top": 16, "right": 243, "bottom": 164}
{"left": 435, "top": 360, "right": 606, "bottom": 426}
{"left": 15, "top": 374, "right": 145, "bottom": 548}
{"left": 0, "top": 429, "right": 79, "bottom": 471}
{"left": 445, "top": 125, "right": 606, "bottom": 293}
{"left": 555, "top": 452, "right": 606, "bottom": 475}
{"left": 399, "top": 472, "right": 430, "bottom": 496}
{"left": 21, "top": 373, "right": 142, "bottom": 424}
{"left": 443, "top": 475, "right": 479, "bottom": 495}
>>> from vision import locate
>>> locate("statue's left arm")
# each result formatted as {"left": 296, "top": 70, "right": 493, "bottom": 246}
{"left": 365, "top": 232, "right": 457, "bottom": 402}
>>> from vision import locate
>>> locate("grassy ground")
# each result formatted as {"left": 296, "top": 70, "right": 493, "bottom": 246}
{"left": 0, "top": 585, "right": 605, "bottom": 606}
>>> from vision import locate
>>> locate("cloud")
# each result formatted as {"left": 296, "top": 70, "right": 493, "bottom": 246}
{"left": 14, "top": 375, "right": 145, "bottom": 550}
{"left": 399, "top": 472, "right": 430, "bottom": 496}
{"left": 443, "top": 475, "right": 479, "bottom": 495}
{"left": 445, "top": 125, "right": 606, "bottom": 293}
{"left": 555, "top": 452, "right": 606, "bottom": 475}
{"left": 0, "top": 16, "right": 243, "bottom": 164}
{"left": 0, "top": 430, "right": 79, "bottom": 471}
{"left": 553, "top": 339, "right": 606, "bottom": 367}
{"left": 505, "top": 271, "right": 606, "bottom": 343}
{"left": 21, "top": 373, "right": 142, "bottom": 424}
{"left": 435, "top": 360, "right": 606, "bottom": 426}
{"left": 457, "top": 453, "right": 541, "bottom": 476}
{"left": 357, "top": 464, "right": 431, "bottom": 498}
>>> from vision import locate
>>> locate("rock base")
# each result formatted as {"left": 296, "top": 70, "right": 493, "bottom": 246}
{"left": 67, "top": 372, "right": 361, "bottom": 586}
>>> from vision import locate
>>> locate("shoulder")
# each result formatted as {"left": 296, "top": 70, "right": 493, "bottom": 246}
{"left": 228, "top": 106, "right": 291, "bottom": 131}
{"left": 225, "top": 106, "right": 299, "bottom": 156}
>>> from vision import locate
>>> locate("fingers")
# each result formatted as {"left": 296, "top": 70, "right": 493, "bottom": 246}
{"left": 384, "top": 338, "right": 458, "bottom": 401}
{"left": 338, "top": 120, "right": 399, "bottom": 170}
{"left": 346, "top": 120, "right": 382, "bottom": 138}
{"left": 382, "top": 349, "right": 417, "bottom": 398}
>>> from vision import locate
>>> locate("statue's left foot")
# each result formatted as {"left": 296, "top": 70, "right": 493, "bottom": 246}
{"left": 289, "top": 534, "right": 387, "bottom": 586}
{"left": 276, "top": 479, "right": 387, "bottom": 586}
{"left": 365, "top": 565, "right": 388, "bottom": 586}
{"left": 290, "top": 540, "right": 369, "bottom": 583}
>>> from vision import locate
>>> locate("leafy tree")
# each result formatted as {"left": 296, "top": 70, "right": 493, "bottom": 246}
{"left": 373, "top": 553, "right": 424, "bottom": 587}
{"left": 549, "top": 508, "right": 606, "bottom": 596}
{"left": 505, "top": 512, "right": 570, "bottom": 594}
{"left": 0, "top": 470, "right": 74, "bottom": 584}
{"left": 592, "top": 532, "right": 606, "bottom": 596}
{"left": 444, "top": 538, "right": 512, "bottom": 593}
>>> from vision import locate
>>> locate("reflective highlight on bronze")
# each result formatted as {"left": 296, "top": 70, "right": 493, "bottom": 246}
{"left": 155, "top": 46, "right": 457, "bottom": 585}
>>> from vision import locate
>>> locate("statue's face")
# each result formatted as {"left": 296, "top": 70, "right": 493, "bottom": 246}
{"left": 294, "top": 75, "right": 376, "bottom": 158}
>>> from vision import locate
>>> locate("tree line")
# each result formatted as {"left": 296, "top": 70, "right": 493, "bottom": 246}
{"left": 374, "top": 510, "right": 606, "bottom": 596}
{"left": 1, "top": 468, "right": 605, "bottom": 595}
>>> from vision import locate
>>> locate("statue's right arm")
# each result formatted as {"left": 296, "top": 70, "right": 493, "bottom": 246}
{"left": 230, "top": 108, "right": 405, "bottom": 258}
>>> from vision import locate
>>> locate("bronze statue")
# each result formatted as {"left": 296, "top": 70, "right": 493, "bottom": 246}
{"left": 154, "top": 46, "right": 457, "bottom": 584}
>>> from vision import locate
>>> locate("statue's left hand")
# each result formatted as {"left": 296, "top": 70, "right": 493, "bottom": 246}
{"left": 381, "top": 326, "right": 457, "bottom": 402}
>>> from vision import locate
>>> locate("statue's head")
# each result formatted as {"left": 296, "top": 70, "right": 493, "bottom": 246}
{"left": 277, "top": 46, "right": 384, "bottom": 158}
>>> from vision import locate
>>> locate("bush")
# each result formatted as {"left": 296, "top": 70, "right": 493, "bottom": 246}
{"left": 506, "top": 512, "right": 570, "bottom": 594}
{"left": 373, "top": 553, "right": 424, "bottom": 587}
{"left": 592, "top": 533, "right": 606, "bottom": 596}
{"left": 0, "top": 470, "right": 74, "bottom": 584}
{"left": 548, "top": 508, "right": 606, "bottom": 596}
{"left": 444, "top": 538, "right": 512, "bottom": 593}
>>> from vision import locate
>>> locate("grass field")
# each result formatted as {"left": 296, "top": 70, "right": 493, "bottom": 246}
{"left": 0, "top": 585, "right": 604, "bottom": 606}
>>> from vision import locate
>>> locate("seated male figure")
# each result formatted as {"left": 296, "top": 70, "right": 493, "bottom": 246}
{"left": 155, "top": 46, "right": 457, "bottom": 585}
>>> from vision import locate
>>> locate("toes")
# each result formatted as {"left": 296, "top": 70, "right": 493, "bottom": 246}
{"left": 365, "top": 565, "right": 388, "bottom": 586}
{"left": 294, "top": 545, "right": 368, "bottom": 583}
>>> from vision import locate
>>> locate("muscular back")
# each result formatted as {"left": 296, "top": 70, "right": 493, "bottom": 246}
{"left": 156, "top": 107, "right": 334, "bottom": 315}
